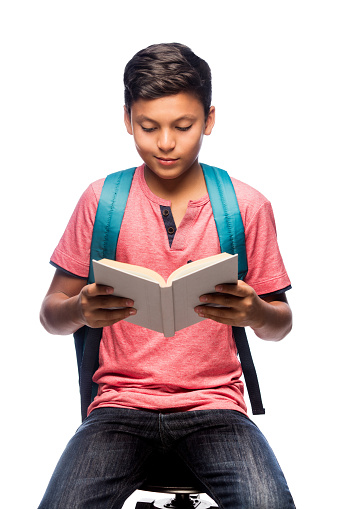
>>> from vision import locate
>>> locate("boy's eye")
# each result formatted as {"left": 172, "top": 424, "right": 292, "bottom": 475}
{"left": 176, "top": 125, "right": 192, "bottom": 132}
{"left": 141, "top": 126, "right": 157, "bottom": 132}
{"left": 140, "top": 125, "right": 193, "bottom": 133}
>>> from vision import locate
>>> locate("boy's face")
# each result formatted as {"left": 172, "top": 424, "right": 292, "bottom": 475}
{"left": 124, "top": 92, "right": 215, "bottom": 182}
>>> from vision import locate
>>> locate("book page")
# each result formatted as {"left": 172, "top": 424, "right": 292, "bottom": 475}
{"left": 97, "top": 259, "right": 166, "bottom": 286}
{"left": 167, "top": 252, "right": 234, "bottom": 285}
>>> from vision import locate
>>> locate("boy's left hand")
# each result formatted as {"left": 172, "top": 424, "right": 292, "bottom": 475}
{"left": 195, "top": 280, "right": 265, "bottom": 329}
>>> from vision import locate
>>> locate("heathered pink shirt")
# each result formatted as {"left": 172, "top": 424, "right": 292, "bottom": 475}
{"left": 51, "top": 165, "right": 291, "bottom": 416}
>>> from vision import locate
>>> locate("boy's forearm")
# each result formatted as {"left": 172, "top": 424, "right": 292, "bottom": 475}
{"left": 40, "top": 293, "right": 84, "bottom": 336}
{"left": 251, "top": 299, "right": 292, "bottom": 342}
{"left": 195, "top": 282, "right": 292, "bottom": 341}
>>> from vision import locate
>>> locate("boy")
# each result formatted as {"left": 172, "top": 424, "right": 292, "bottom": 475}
{"left": 39, "top": 43, "right": 295, "bottom": 508}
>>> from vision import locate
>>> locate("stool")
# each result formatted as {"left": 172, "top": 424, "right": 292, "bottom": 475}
{"left": 136, "top": 451, "right": 218, "bottom": 509}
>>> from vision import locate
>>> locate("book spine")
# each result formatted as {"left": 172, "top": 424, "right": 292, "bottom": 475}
{"left": 160, "top": 286, "right": 175, "bottom": 337}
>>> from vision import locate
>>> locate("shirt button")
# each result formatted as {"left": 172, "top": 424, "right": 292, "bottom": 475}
{"left": 168, "top": 227, "right": 175, "bottom": 235}
{"left": 162, "top": 209, "right": 170, "bottom": 216}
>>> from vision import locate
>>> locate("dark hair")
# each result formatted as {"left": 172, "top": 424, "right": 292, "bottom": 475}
{"left": 124, "top": 43, "right": 212, "bottom": 119}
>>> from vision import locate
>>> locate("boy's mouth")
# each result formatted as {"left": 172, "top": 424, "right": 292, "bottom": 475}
{"left": 155, "top": 157, "right": 179, "bottom": 166}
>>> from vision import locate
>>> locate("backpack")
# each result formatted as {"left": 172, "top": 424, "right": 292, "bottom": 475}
{"left": 74, "top": 163, "right": 265, "bottom": 420}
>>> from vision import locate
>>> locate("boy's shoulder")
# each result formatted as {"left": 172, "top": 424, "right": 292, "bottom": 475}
{"left": 231, "top": 176, "right": 269, "bottom": 206}
{"left": 83, "top": 166, "right": 140, "bottom": 204}
{"left": 74, "top": 177, "right": 106, "bottom": 211}
{"left": 87, "top": 177, "right": 106, "bottom": 202}
{"left": 230, "top": 176, "right": 272, "bottom": 225}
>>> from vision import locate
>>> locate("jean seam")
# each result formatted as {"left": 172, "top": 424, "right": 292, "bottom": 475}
{"left": 158, "top": 413, "right": 169, "bottom": 448}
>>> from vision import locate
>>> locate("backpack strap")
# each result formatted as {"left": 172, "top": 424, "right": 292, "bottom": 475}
{"left": 88, "top": 167, "right": 137, "bottom": 284}
{"left": 201, "top": 163, "right": 248, "bottom": 279}
{"left": 76, "top": 168, "right": 136, "bottom": 420}
{"left": 79, "top": 326, "right": 101, "bottom": 421}
{"left": 201, "top": 164, "right": 265, "bottom": 415}
{"left": 232, "top": 327, "right": 265, "bottom": 415}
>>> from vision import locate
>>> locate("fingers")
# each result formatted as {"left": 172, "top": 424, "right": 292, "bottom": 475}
{"left": 195, "top": 280, "right": 260, "bottom": 327}
{"left": 194, "top": 302, "right": 238, "bottom": 324}
{"left": 194, "top": 290, "right": 238, "bottom": 324}
{"left": 83, "top": 283, "right": 115, "bottom": 297}
{"left": 196, "top": 304, "right": 234, "bottom": 320}
{"left": 88, "top": 306, "right": 137, "bottom": 329}
{"left": 198, "top": 292, "right": 236, "bottom": 308}
{"left": 82, "top": 283, "right": 134, "bottom": 307}
{"left": 214, "top": 280, "right": 248, "bottom": 296}
{"left": 198, "top": 281, "right": 253, "bottom": 306}
{"left": 79, "top": 283, "right": 137, "bottom": 328}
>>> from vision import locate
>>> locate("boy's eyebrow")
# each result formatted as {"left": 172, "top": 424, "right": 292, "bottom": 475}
{"left": 174, "top": 114, "right": 197, "bottom": 122}
{"left": 135, "top": 114, "right": 197, "bottom": 123}
{"left": 135, "top": 115, "right": 156, "bottom": 123}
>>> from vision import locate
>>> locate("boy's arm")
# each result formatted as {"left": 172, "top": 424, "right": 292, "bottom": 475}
{"left": 40, "top": 269, "right": 136, "bottom": 335}
{"left": 195, "top": 281, "right": 292, "bottom": 342}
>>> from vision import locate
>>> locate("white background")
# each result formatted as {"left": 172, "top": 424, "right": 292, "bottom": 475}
{"left": 1, "top": 1, "right": 338, "bottom": 508}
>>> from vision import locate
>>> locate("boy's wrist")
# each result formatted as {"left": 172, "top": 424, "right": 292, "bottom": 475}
{"left": 44, "top": 293, "right": 85, "bottom": 335}
{"left": 251, "top": 298, "right": 292, "bottom": 341}
{"left": 250, "top": 297, "right": 268, "bottom": 331}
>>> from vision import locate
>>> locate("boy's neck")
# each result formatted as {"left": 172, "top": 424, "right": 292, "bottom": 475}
{"left": 143, "top": 161, "right": 207, "bottom": 202}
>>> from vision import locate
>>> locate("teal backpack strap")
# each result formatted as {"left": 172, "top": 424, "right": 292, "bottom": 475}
{"left": 202, "top": 163, "right": 264, "bottom": 415}
{"left": 77, "top": 167, "right": 136, "bottom": 420}
{"left": 88, "top": 167, "right": 137, "bottom": 284}
{"left": 201, "top": 163, "right": 248, "bottom": 280}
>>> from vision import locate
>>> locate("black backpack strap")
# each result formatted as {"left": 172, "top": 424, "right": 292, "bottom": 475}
{"left": 232, "top": 326, "right": 265, "bottom": 415}
{"left": 79, "top": 327, "right": 103, "bottom": 421}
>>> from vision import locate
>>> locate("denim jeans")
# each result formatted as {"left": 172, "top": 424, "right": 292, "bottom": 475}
{"left": 38, "top": 408, "right": 295, "bottom": 509}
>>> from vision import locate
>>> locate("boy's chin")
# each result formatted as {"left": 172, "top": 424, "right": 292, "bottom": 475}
{"left": 145, "top": 167, "right": 186, "bottom": 181}
{"left": 144, "top": 160, "right": 200, "bottom": 180}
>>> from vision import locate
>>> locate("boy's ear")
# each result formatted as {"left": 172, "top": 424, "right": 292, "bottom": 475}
{"left": 204, "top": 106, "right": 215, "bottom": 136}
{"left": 124, "top": 106, "right": 133, "bottom": 135}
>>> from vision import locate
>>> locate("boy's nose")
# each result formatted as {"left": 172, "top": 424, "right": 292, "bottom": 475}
{"left": 157, "top": 130, "right": 175, "bottom": 152}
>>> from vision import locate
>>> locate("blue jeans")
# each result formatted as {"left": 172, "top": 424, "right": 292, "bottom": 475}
{"left": 38, "top": 408, "right": 295, "bottom": 509}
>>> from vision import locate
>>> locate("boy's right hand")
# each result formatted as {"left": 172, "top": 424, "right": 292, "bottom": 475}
{"left": 78, "top": 283, "right": 136, "bottom": 328}
{"left": 40, "top": 269, "right": 136, "bottom": 335}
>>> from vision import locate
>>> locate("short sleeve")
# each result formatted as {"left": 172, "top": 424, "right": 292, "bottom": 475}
{"left": 50, "top": 179, "right": 104, "bottom": 278}
{"left": 244, "top": 200, "right": 291, "bottom": 296}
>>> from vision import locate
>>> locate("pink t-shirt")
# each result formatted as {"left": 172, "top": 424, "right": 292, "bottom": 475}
{"left": 51, "top": 165, "right": 291, "bottom": 416}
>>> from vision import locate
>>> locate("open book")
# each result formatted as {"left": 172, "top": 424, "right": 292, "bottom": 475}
{"left": 93, "top": 252, "right": 238, "bottom": 337}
